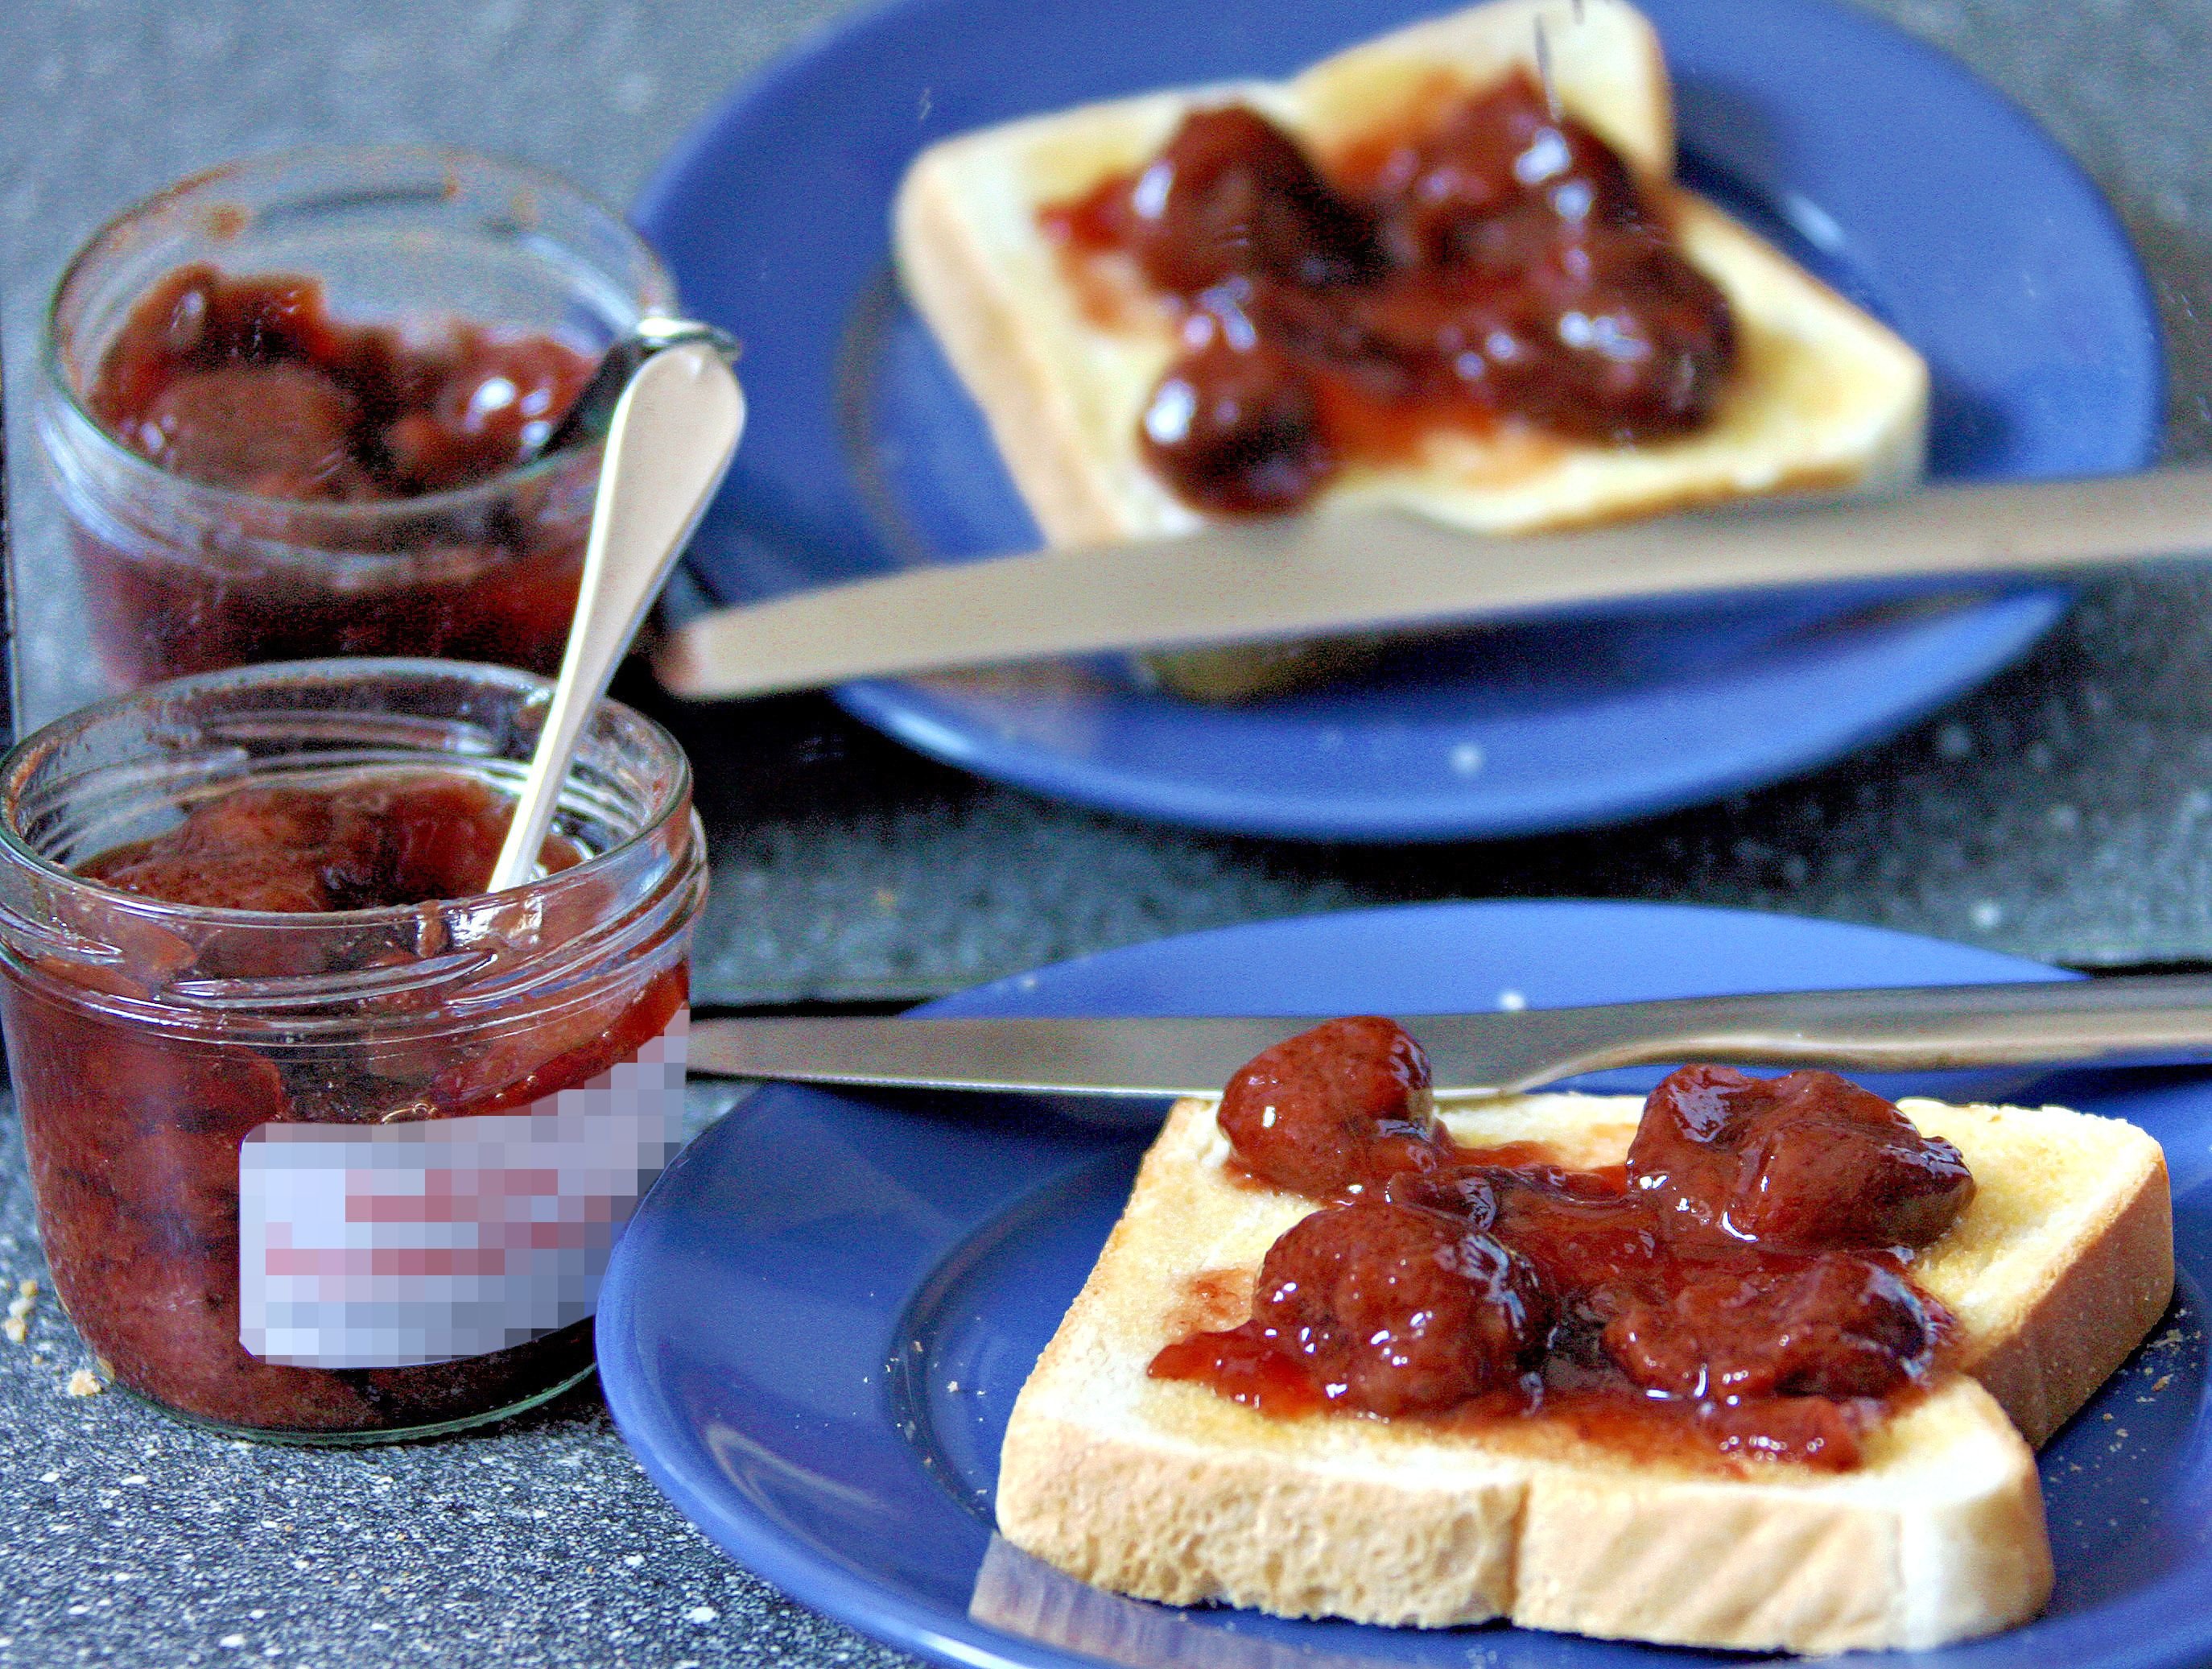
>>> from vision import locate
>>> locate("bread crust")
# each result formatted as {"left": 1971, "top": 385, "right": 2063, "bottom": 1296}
{"left": 1000, "top": 1411, "right": 1525, "bottom": 1625}
{"left": 997, "top": 1089, "right": 2168, "bottom": 1652}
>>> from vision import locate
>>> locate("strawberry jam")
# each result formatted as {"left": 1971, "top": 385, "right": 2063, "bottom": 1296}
{"left": 1150, "top": 1018, "right": 1974, "bottom": 1469}
{"left": 88, "top": 266, "right": 594, "bottom": 502}
{"left": 6, "top": 767, "right": 687, "bottom": 1436}
{"left": 71, "top": 264, "right": 598, "bottom": 682}
{"left": 1042, "top": 75, "right": 1735, "bottom": 514}
{"left": 80, "top": 774, "right": 579, "bottom": 912}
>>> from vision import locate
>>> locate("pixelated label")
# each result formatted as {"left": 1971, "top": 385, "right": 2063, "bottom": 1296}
{"left": 237, "top": 1014, "right": 687, "bottom": 1368}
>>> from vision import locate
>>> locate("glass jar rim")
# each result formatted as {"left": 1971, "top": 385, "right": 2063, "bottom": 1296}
{"left": 0, "top": 655, "right": 694, "bottom": 931}
{"left": 39, "top": 143, "right": 675, "bottom": 527}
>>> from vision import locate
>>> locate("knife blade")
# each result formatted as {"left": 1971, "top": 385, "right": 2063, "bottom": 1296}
{"left": 657, "top": 466, "right": 2212, "bottom": 700}
{"left": 687, "top": 972, "right": 2212, "bottom": 1101}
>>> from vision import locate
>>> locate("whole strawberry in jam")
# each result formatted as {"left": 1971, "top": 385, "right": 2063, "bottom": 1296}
{"left": 88, "top": 264, "right": 594, "bottom": 503}
{"left": 1217, "top": 1014, "right": 1446, "bottom": 1197}
{"left": 1248, "top": 1199, "right": 1546, "bottom": 1414}
{"left": 1603, "top": 1252, "right": 1938, "bottom": 1402}
{"left": 1625, "top": 1065, "right": 1975, "bottom": 1251}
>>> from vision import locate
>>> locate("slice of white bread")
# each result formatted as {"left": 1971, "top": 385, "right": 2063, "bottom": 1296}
{"left": 996, "top": 1090, "right": 2171, "bottom": 1654}
{"left": 894, "top": 1, "right": 1930, "bottom": 696}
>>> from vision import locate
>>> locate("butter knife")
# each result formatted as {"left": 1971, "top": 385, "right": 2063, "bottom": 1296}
{"left": 687, "top": 972, "right": 2212, "bottom": 1101}
{"left": 658, "top": 466, "right": 2212, "bottom": 700}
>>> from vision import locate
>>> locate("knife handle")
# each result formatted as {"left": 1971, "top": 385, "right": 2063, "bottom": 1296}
{"left": 1443, "top": 973, "right": 2212, "bottom": 1097}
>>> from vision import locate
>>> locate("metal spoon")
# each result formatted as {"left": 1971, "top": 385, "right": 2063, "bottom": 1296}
{"left": 530, "top": 316, "right": 743, "bottom": 461}
{"left": 487, "top": 332, "right": 745, "bottom": 892}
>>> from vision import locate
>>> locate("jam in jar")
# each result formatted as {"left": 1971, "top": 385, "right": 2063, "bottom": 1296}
{"left": 1152, "top": 1018, "right": 1974, "bottom": 1469}
{"left": 37, "top": 147, "right": 676, "bottom": 689}
{"left": 0, "top": 660, "right": 705, "bottom": 1440}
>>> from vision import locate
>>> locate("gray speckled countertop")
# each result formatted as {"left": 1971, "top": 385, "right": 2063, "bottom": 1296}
{"left": 1, "top": 0, "right": 2210, "bottom": 1663}
{"left": 0, "top": 1081, "right": 935, "bottom": 1669}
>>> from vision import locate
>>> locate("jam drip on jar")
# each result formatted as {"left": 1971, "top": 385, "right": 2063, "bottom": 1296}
{"left": 1151, "top": 1020, "right": 1975, "bottom": 1469}
{"left": 1042, "top": 74, "right": 1736, "bottom": 514}
{"left": 87, "top": 263, "right": 595, "bottom": 500}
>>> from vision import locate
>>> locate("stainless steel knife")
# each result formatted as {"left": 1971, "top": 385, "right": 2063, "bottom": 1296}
{"left": 687, "top": 972, "right": 2212, "bottom": 1101}
{"left": 656, "top": 466, "right": 2212, "bottom": 700}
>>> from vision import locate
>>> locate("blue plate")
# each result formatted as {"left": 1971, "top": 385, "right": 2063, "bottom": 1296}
{"left": 599, "top": 901, "right": 2212, "bottom": 1669}
{"left": 637, "top": 0, "right": 2160, "bottom": 843}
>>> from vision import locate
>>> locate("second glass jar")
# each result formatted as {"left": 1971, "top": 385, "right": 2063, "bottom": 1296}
{"left": 36, "top": 147, "right": 675, "bottom": 689}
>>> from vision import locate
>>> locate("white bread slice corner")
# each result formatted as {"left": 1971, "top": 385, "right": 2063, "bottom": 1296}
{"left": 893, "top": 0, "right": 1929, "bottom": 553}
{"left": 1904, "top": 1097, "right": 2175, "bottom": 1448}
{"left": 996, "top": 1092, "right": 2171, "bottom": 1653}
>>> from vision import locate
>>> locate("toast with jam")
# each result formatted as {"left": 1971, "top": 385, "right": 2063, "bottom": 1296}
{"left": 994, "top": 1018, "right": 2172, "bottom": 1654}
{"left": 893, "top": 0, "right": 1929, "bottom": 699}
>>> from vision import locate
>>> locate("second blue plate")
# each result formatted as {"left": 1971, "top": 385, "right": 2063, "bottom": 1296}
{"left": 600, "top": 900, "right": 2212, "bottom": 1669}
{"left": 639, "top": 0, "right": 2160, "bottom": 840}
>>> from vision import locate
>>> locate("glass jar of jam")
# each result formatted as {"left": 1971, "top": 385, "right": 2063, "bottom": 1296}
{"left": 35, "top": 147, "right": 676, "bottom": 690}
{"left": 0, "top": 659, "right": 706, "bottom": 1441}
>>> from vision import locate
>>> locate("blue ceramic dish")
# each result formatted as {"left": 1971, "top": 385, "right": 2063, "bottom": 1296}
{"left": 637, "top": 0, "right": 2160, "bottom": 842}
{"left": 599, "top": 900, "right": 2212, "bottom": 1669}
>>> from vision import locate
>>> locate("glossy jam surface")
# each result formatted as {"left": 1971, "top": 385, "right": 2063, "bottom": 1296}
{"left": 81, "top": 774, "right": 577, "bottom": 912}
{"left": 89, "top": 265, "right": 593, "bottom": 500}
{"left": 1043, "top": 76, "right": 1735, "bottom": 514}
{"left": 1626, "top": 1062, "right": 1975, "bottom": 1250}
{"left": 9, "top": 771, "right": 676, "bottom": 1436}
{"left": 1217, "top": 1010, "right": 1441, "bottom": 1195}
{"left": 1150, "top": 1020, "right": 1974, "bottom": 1469}
{"left": 71, "top": 265, "right": 598, "bottom": 682}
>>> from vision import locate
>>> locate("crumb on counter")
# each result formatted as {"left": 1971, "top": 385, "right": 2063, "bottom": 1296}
{"left": 65, "top": 1368, "right": 104, "bottom": 1397}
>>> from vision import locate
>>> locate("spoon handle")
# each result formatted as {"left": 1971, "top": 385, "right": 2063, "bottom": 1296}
{"left": 489, "top": 343, "right": 745, "bottom": 892}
